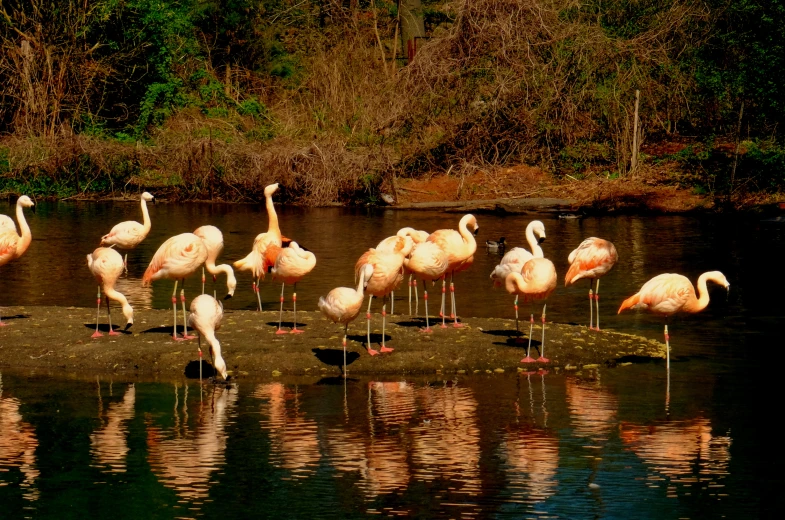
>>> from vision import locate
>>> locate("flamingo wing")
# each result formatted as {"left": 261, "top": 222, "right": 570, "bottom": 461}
{"left": 101, "top": 221, "right": 147, "bottom": 248}
{"left": 319, "top": 287, "right": 363, "bottom": 323}
{"left": 143, "top": 233, "right": 207, "bottom": 285}
{"left": 565, "top": 238, "right": 618, "bottom": 285}
{"left": 0, "top": 214, "right": 17, "bottom": 233}
{"left": 634, "top": 273, "right": 694, "bottom": 315}
{"left": 0, "top": 230, "right": 19, "bottom": 266}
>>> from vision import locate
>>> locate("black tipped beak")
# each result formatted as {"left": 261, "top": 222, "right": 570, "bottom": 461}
{"left": 538, "top": 237, "right": 546, "bottom": 244}
{"left": 31, "top": 205, "right": 36, "bottom": 214}
{"left": 125, "top": 322, "right": 133, "bottom": 331}
{"left": 473, "top": 228, "right": 480, "bottom": 236}
{"left": 223, "top": 293, "right": 233, "bottom": 300}
{"left": 152, "top": 196, "right": 157, "bottom": 204}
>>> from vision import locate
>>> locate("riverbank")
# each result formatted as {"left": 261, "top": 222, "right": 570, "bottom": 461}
{"left": 0, "top": 306, "right": 667, "bottom": 379}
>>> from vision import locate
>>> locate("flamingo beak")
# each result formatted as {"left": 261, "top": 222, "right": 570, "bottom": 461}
{"left": 223, "top": 293, "right": 233, "bottom": 300}
{"left": 538, "top": 237, "right": 546, "bottom": 244}
{"left": 124, "top": 322, "right": 133, "bottom": 331}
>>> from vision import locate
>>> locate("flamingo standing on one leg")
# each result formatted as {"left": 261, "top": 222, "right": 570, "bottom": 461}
{"left": 405, "top": 241, "right": 449, "bottom": 333}
{"left": 99, "top": 192, "right": 155, "bottom": 270}
{"left": 0, "top": 195, "right": 35, "bottom": 327}
{"left": 193, "top": 225, "right": 237, "bottom": 299}
{"left": 188, "top": 294, "right": 228, "bottom": 380}
{"left": 490, "top": 220, "right": 546, "bottom": 287}
{"left": 565, "top": 237, "right": 618, "bottom": 331}
{"left": 143, "top": 233, "right": 208, "bottom": 341}
{"left": 395, "top": 227, "right": 430, "bottom": 315}
{"left": 234, "top": 183, "right": 287, "bottom": 310}
{"left": 426, "top": 214, "right": 479, "bottom": 327}
{"left": 355, "top": 236, "right": 413, "bottom": 354}
{"left": 505, "top": 257, "right": 557, "bottom": 363}
{"left": 318, "top": 263, "right": 374, "bottom": 375}
{"left": 271, "top": 241, "right": 316, "bottom": 334}
{"left": 618, "top": 271, "right": 730, "bottom": 373}
{"left": 87, "top": 247, "right": 134, "bottom": 338}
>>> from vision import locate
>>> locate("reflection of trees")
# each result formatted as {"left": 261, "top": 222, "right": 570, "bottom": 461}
{"left": 411, "top": 383, "right": 481, "bottom": 495}
{"left": 146, "top": 384, "right": 237, "bottom": 503}
{"left": 326, "top": 382, "right": 414, "bottom": 498}
{"left": 621, "top": 418, "right": 732, "bottom": 484}
{"left": 0, "top": 374, "right": 39, "bottom": 502}
{"left": 254, "top": 383, "right": 320, "bottom": 478}
{"left": 501, "top": 373, "right": 559, "bottom": 503}
{"left": 566, "top": 376, "right": 618, "bottom": 442}
{"left": 90, "top": 383, "right": 135, "bottom": 473}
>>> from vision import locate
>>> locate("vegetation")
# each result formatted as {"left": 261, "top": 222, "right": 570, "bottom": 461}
{"left": 0, "top": 0, "right": 783, "bottom": 206}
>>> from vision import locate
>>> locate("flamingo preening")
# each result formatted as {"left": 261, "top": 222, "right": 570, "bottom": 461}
{"left": 426, "top": 214, "right": 479, "bottom": 327}
{"left": 271, "top": 241, "right": 316, "bottom": 334}
{"left": 617, "top": 271, "right": 730, "bottom": 372}
{"left": 565, "top": 237, "right": 618, "bottom": 331}
{"left": 405, "top": 241, "right": 449, "bottom": 333}
{"left": 188, "top": 294, "right": 228, "bottom": 380}
{"left": 318, "top": 263, "right": 374, "bottom": 375}
{"left": 87, "top": 247, "right": 134, "bottom": 338}
{"left": 234, "top": 183, "right": 285, "bottom": 310}
{"left": 395, "top": 227, "right": 430, "bottom": 315}
{"left": 0, "top": 195, "right": 35, "bottom": 327}
{"left": 505, "top": 257, "right": 557, "bottom": 363}
{"left": 355, "top": 236, "right": 413, "bottom": 354}
{"left": 99, "top": 192, "right": 155, "bottom": 270}
{"left": 143, "top": 233, "right": 208, "bottom": 340}
{"left": 193, "top": 225, "right": 237, "bottom": 299}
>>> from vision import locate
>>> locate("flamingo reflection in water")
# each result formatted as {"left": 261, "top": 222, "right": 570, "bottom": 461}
{"left": 501, "top": 372, "right": 559, "bottom": 504}
{"left": 254, "top": 383, "right": 320, "bottom": 477}
{"left": 146, "top": 383, "right": 237, "bottom": 504}
{"left": 565, "top": 375, "right": 619, "bottom": 443}
{"left": 327, "top": 381, "right": 414, "bottom": 498}
{"left": 0, "top": 373, "right": 40, "bottom": 502}
{"left": 620, "top": 418, "right": 731, "bottom": 487}
{"left": 90, "top": 382, "right": 135, "bottom": 473}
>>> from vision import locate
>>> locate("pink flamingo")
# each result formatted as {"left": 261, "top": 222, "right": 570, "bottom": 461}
{"left": 618, "top": 271, "right": 729, "bottom": 372}
{"left": 395, "top": 227, "right": 430, "bottom": 315}
{"left": 100, "top": 192, "right": 155, "bottom": 269}
{"left": 318, "top": 263, "right": 375, "bottom": 374}
{"left": 271, "top": 241, "right": 316, "bottom": 334}
{"left": 188, "top": 294, "right": 227, "bottom": 380}
{"left": 0, "top": 195, "right": 35, "bottom": 327}
{"left": 405, "top": 241, "right": 449, "bottom": 333}
{"left": 234, "top": 183, "right": 286, "bottom": 310}
{"left": 193, "top": 225, "right": 237, "bottom": 299}
{"left": 565, "top": 237, "right": 618, "bottom": 331}
{"left": 505, "top": 257, "right": 557, "bottom": 363}
{"left": 143, "top": 233, "right": 208, "bottom": 341}
{"left": 355, "top": 236, "right": 413, "bottom": 354}
{"left": 426, "top": 214, "right": 479, "bottom": 327}
{"left": 490, "top": 220, "right": 546, "bottom": 287}
{"left": 87, "top": 247, "right": 134, "bottom": 338}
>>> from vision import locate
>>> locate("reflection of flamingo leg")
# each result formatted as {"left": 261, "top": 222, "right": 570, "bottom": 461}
{"left": 538, "top": 304, "right": 549, "bottom": 362}
{"left": 421, "top": 280, "right": 433, "bottom": 333}
{"left": 380, "top": 294, "right": 393, "bottom": 353}
{"left": 290, "top": 284, "right": 303, "bottom": 333}
{"left": 106, "top": 296, "right": 119, "bottom": 336}
{"left": 181, "top": 288, "right": 195, "bottom": 340}
{"left": 92, "top": 286, "right": 103, "bottom": 338}
{"left": 521, "top": 312, "right": 535, "bottom": 363}
{"left": 366, "top": 295, "right": 379, "bottom": 355}
{"left": 276, "top": 283, "right": 287, "bottom": 334}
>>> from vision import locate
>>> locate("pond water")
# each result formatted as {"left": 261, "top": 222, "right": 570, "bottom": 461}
{"left": 0, "top": 200, "right": 782, "bottom": 517}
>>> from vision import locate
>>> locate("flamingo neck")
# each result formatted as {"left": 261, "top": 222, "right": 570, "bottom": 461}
{"left": 140, "top": 197, "right": 151, "bottom": 234}
{"left": 687, "top": 271, "right": 722, "bottom": 313}
{"left": 265, "top": 192, "right": 281, "bottom": 238}
{"left": 356, "top": 276, "right": 366, "bottom": 296}
{"left": 104, "top": 286, "right": 133, "bottom": 322}
{"left": 504, "top": 272, "right": 525, "bottom": 295}
{"left": 211, "top": 263, "right": 237, "bottom": 295}
{"left": 458, "top": 215, "right": 477, "bottom": 256}
{"left": 525, "top": 224, "right": 543, "bottom": 258}
{"left": 14, "top": 201, "right": 32, "bottom": 258}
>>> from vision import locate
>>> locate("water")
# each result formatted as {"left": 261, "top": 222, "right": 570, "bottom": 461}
{"left": 1, "top": 200, "right": 783, "bottom": 517}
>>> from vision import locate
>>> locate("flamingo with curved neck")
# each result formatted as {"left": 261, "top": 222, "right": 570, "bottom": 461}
{"left": 490, "top": 220, "right": 546, "bottom": 287}
{"left": 194, "top": 225, "right": 237, "bottom": 299}
{"left": 426, "top": 214, "right": 479, "bottom": 327}
{"left": 87, "top": 247, "right": 134, "bottom": 338}
{"left": 505, "top": 257, "right": 557, "bottom": 363}
{"left": 0, "top": 195, "right": 35, "bottom": 326}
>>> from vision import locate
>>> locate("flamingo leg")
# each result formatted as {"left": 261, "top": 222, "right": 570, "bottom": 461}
{"left": 521, "top": 312, "right": 535, "bottom": 363}
{"left": 665, "top": 323, "right": 671, "bottom": 417}
{"left": 414, "top": 276, "right": 420, "bottom": 316}
{"left": 408, "top": 275, "right": 413, "bottom": 315}
{"left": 92, "top": 286, "right": 103, "bottom": 338}
{"left": 343, "top": 323, "right": 348, "bottom": 377}
{"left": 439, "top": 275, "right": 446, "bottom": 323}
{"left": 290, "top": 283, "right": 303, "bottom": 333}
{"left": 513, "top": 295, "right": 525, "bottom": 343}
{"left": 201, "top": 267, "right": 206, "bottom": 295}
{"left": 451, "top": 272, "right": 463, "bottom": 328}
{"left": 366, "top": 295, "right": 379, "bottom": 355}
{"left": 538, "top": 304, "right": 549, "bottom": 363}
{"left": 171, "top": 280, "right": 180, "bottom": 340}
{"left": 181, "top": 287, "right": 195, "bottom": 340}
{"left": 276, "top": 283, "right": 287, "bottom": 334}
{"left": 106, "top": 296, "right": 119, "bottom": 336}
{"left": 198, "top": 336, "right": 203, "bottom": 383}
{"left": 381, "top": 294, "right": 393, "bottom": 353}
{"left": 254, "top": 277, "right": 263, "bottom": 311}
{"left": 589, "top": 279, "right": 594, "bottom": 330}
{"left": 390, "top": 290, "right": 394, "bottom": 316}
{"left": 595, "top": 279, "right": 601, "bottom": 331}
{"left": 421, "top": 280, "right": 432, "bottom": 333}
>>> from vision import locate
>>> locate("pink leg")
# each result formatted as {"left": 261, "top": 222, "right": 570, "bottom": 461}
{"left": 451, "top": 273, "right": 463, "bottom": 328}
{"left": 92, "top": 287, "right": 103, "bottom": 338}
{"left": 595, "top": 279, "right": 602, "bottom": 331}
{"left": 513, "top": 295, "right": 525, "bottom": 343}
{"left": 107, "top": 296, "right": 120, "bottom": 336}
{"left": 440, "top": 276, "right": 448, "bottom": 328}
{"left": 366, "top": 295, "right": 379, "bottom": 355}
{"left": 254, "top": 278, "right": 263, "bottom": 311}
{"left": 521, "top": 313, "right": 536, "bottom": 363}
{"left": 180, "top": 288, "right": 195, "bottom": 340}
{"left": 276, "top": 283, "right": 288, "bottom": 334}
{"left": 380, "top": 295, "right": 393, "bottom": 353}
{"left": 589, "top": 278, "right": 595, "bottom": 330}
{"left": 421, "top": 281, "right": 433, "bottom": 333}
{"left": 171, "top": 280, "right": 183, "bottom": 341}
{"left": 290, "top": 284, "right": 303, "bottom": 333}
{"left": 538, "top": 304, "right": 549, "bottom": 363}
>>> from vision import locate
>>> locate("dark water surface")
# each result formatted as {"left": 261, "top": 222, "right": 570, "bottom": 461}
{"left": 1, "top": 200, "right": 783, "bottom": 517}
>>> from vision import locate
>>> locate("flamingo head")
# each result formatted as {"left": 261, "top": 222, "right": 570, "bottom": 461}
{"left": 531, "top": 220, "right": 546, "bottom": 243}
{"left": 264, "top": 183, "right": 280, "bottom": 197}
{"left": 213, "top": 351, "right": 228, "bottom": 380}
{"left": 122, "top": 303, "right": 134, "bottom": 329}
{"left": 141, "top": 192, "right": 155, "bottom": 203}
{"left": 17, "top": 195, "right": 35, "bottom": 212}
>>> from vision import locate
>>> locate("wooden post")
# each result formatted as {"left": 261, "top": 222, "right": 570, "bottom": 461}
{"left": 630, "top": 89, "right": 641, "bottom": 175}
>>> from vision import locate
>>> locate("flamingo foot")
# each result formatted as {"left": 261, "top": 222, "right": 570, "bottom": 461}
{"left": 0, "top": 321, "right": 7, "bottom": 327}
{"left": 181, "top": 334, "right": 196, "bottom": 340}
{"left": 108, "top": 330, "right": 120, "bottom": 336}
{"left": 91, "top": 331, "right": 103, "bottom": 339}
{"left": 420, "top": 327, "right": 433, "bottom": 333}
{"left": 275, "top": 329, "right": 288, "bottom": 335}
{"left": 452, "top": 322, "right": 464, "bottom": 328}
{"left": 289, "top": 328, "right": 304, "bottom": 334}
{"left": 367, "top": 348, "right": 380, "bottom": 356}
{"left": 380, "top": 346, "right": 394, "bottom": 353}
{"left": 440, "top": 323, "right": 448, "bottom": 329}
{"left": 172, "top": 335, "right": 186, "bottom": 341}
{"left": 537, "top": 356, "right": 550, "bottom": 363}
{"left": 520, "top": 356, "right": 536, "bottom": 363}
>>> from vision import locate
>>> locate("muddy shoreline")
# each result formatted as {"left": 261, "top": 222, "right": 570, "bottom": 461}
{"left": 0, "top": 306, "right": 667, "bottom": 379}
